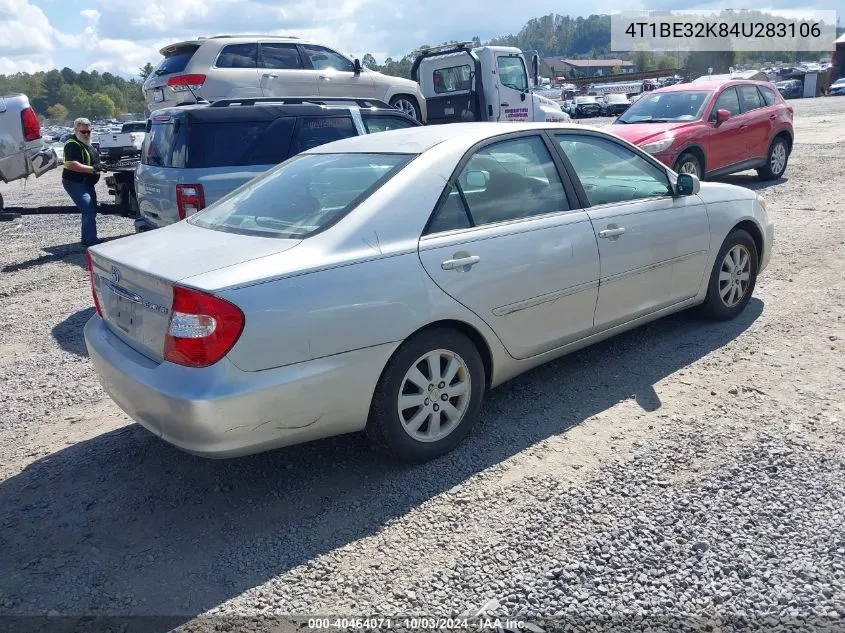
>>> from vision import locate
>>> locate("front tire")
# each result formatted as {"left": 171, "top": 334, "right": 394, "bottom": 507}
{"left": 389, "top": 95, "right": 421, "bottom": 121}
{"left": 757, "top": 137, "right": 789, "bottom": 181}
{"left": 701, "top": 229, "right": 758, "bottom": 321}
{"left": 366, "top": 328, "right": 486, "bottom": 462}
{"left": 674, "top": 152, "right": 703, "bottom": 179}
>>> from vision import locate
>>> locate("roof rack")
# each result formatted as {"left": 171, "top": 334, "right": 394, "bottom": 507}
{"left": 411, "top": 41, "right": 475, "bottom": 57}
{"left": 205, "top": 34, "right": 299, "bottom": 40}
{"left": 208, "top": 97, "right": 392, "bottom": 108}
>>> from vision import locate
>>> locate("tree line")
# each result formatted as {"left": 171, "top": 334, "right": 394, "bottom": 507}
{"left": 0, "top": 68, "right": 147, "bottom": 122}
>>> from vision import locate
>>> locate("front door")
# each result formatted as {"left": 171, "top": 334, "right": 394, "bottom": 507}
{"left": 553, "top": 132, "right": 711, "bottom": 331}
{"left": 418, "top": 133, "right": 599, "bottom": 359}
{"left": 494, "top": 53, "right": 532, "bottom": 123}
{"left": 258, "top": 42, "right": 321, "bottom": 97}
{"left": 300, "top": 44, "right": 375, "bottom": 98}
{"left": 706, "top": 86, "right": 746, "bottom": 172}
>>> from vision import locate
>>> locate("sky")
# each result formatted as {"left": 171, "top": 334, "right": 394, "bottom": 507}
{"left": 0, "top": 0, "right": 842, "bottom": 78}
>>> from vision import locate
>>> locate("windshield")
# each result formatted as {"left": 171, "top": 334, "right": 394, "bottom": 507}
{"left": 189, "top": 153, "right": 414, "bottom": 239}
{"left": 617, "top": 90, "right": 712, "bottom": 123}
{"left": 606, "top": 94, "right": 628, "bottom": 102}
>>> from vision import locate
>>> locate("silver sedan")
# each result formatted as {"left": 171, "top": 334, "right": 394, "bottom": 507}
{"left": 84, "top": 122, "right": 773, "bottom": 462}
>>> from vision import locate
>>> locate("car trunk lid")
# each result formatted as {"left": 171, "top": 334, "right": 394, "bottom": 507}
{"left": 87, "top": 221, "right": 299, "bottom": 362}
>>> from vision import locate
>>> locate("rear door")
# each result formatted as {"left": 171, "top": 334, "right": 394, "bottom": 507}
{"left": 494, "top": 53, "right": 532, "bottom": 122}
{"left": 418, "top": 133, "right": 600, "bottom": 359}
{"left": 300, "top": 44, "right": 375, "bottom": 98}
{"left": 258, "top": 42, "right": 321, "bottom": 97}
{"left": 735, "top": 84, "right": 770, "bottom": 160}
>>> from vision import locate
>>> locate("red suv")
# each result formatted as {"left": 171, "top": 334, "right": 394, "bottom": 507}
{"left": 610, "top": 80, "right": 794, "bottom": 181}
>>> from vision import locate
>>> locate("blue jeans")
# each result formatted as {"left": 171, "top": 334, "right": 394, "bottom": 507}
{"left": 63, "top": 179, "right": 98, "bottom": 244}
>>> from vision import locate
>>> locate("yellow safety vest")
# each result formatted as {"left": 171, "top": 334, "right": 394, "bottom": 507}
{"left": 64, "top": 137, "right": 92, "bottom": 167}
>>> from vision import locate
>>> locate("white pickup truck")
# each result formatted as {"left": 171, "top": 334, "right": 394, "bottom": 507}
{"left": 411, "top": 42, "right": 570, "bottom": 125}
{"left": 97, "top": 121, "right": 147, "bottom": 161}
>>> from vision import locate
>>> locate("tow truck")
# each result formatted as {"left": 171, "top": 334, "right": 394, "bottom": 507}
{"left": 410, "top": 42, "right": 570, "bottom": 125}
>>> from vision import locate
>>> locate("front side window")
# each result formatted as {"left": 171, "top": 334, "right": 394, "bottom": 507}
{"left": 496, "top": 56, "right": 528, "bottom": 92}
{"left": 362, "top": 115, "right": 419, "bottom": 133}
{"left": 190, "top": 153, "right": 414, "bottom": 239}
{"left": 556, "top": 134, "right": 672, "bottom": 206}
{"left": 426, "top": 135, "right": 569, "bottom": 232}
{"left": 711, "top": 87, "right": 741, "bottom": 118}
{"left": 301, "top": 45, "right": 355, "bottom": 73}
{"left": 291, "top": 117, "right": 357, "bottom": 154}
{"left": 260, "top": 43, "right": 303, "bottom": 70}
{"left": 433, "top": 65, "right": 472, "bottom": 94}
{"left": 216, "top": 44, "right": 258, "bottom": 69}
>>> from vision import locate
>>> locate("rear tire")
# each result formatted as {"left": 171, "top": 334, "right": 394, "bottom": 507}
{"left": 701, "top": 229, "right": 758, "bottom": 321}
{"left": 366, "top": 328, "right": 486, "bottom": 462}
{"left": 756, "top": 137, "right": 789, "bottom": 181}
{"left": 389, "top": 95, "right": 421, "bottom": 121}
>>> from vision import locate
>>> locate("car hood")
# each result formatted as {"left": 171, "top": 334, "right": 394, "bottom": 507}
{"left": 88, "top": 220, "right": 300, "bottom": 284}
{"left": 611, "top": 120, "right": 700, "bottom": 146}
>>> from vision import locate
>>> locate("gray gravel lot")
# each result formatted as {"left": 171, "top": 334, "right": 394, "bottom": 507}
{"left": 1, "top": 98, "right": 844, "bottom": 632}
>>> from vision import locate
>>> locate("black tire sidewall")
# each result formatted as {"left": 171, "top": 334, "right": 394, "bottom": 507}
{"left": 675, "top": 153, "right": 702, "bottom": 179}
{"left": 761, "top": 138, "right": 788, "bottom": 180}
{"left": 703, "top": 229, "right": 759, "bottom": 320}
{"left": 368, "top": 328, "right": 486, "bottom": 462}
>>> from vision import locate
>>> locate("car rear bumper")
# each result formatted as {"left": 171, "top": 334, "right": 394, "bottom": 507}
{"left": 84, "top": 315, "right": 398, "bottom": 458}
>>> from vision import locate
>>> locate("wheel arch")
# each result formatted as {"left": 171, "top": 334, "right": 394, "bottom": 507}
{"left": 732, "top": 219, "right": 765, "bottom": 264}
{"left": 675, "top": 143, "right": 706, "bottom": 175}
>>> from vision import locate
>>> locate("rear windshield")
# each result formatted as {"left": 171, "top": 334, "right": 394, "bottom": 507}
{"left": 121, "top": 122, "right": 147, "bottom": 133}
{"left": 154, "top": 47, "right": 199, "bottom": 76}
{"left": 189, "top": 153, "right": 414, "bottom": 239}
{"left": 141, "top": 120, "right": 186, "bottom": 168}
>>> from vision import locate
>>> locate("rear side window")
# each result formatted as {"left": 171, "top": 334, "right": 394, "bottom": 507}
{"left": 433, "top": 65, "right": 472, "bottom": 93}
{"left": 737, "top": 85, "right": 763, "bottom": 112}
{"left": 362, "top": 115, "right": 418, "bottom": 133}
{"left": 154, "top": 47, "right": 199, "bottom": 76}
{"left": 260, "top": 43, "right": 303, "bottom": 69}
{"left": 759, "top": 86, "right": 777, "bottom": 106}
{"left": 142, "top": 121, "right": 186, "bottom": 168}
{"left": 291, "top": 116, "right": 357, "bottom": 154}
{"left": 187, "top": 118, "right": 295, "bottom": 168}
{"left": 216, "top": 44, "right": 258, "bottom": 69}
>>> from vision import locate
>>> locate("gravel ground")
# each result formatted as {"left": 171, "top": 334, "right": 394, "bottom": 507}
{"left": 1, "top": 98, "right": 844, "bottom": 633}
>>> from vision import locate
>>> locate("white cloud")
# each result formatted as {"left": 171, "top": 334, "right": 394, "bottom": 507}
{"left": 0, "top": 56, "right": 56, "bottom": 74}
{"left": 0, "top": 0, "right": 55, "bottom": 56}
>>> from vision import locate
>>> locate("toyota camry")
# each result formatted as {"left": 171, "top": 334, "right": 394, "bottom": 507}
{"left": 84, "top": 122, "right": 773, "bottom": 463}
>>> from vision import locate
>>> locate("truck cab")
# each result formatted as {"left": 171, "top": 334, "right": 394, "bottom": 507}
{"left": 411, "top": 43, "right": 569, "bottom": 125}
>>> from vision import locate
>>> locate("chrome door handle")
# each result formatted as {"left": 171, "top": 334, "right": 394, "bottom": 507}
{"left": 262, "top": 73, "right": 278, "bottom": 78}
{"left": 319, "top": 75, "right": 331, "bottom": 80}
{"left": 441, "top": 255, "right": 480, "bottom": 271}
{"left": 501, "top": 102, "right": 510, "bottom": 106}
{"left": 598, "top": 227, "right": 626, "bottom": 238}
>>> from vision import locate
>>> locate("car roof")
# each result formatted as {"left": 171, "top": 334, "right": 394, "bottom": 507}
{"left": 658, "top": 79, "right": 771, "bottom": 92}
{"left": 306, "top": 122, "right": 583, "bottom": 155}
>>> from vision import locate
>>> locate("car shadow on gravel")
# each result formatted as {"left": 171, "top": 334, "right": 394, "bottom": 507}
{"left": 0, "top": 299, "right": 763, "bottom": 623}
{"left": 52, "top": 307, "right": 96, "bottom": 357}
{"left": 716, "top": 174, "right": 788, "bottom": 191}
{"left": 1, "top": 243, "right": 89, "bottom": 273}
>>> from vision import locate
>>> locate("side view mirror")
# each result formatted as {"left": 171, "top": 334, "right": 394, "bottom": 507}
{"left": 676, "top": 173, "right": 700, "bottom": 196}
{"left": 465, "top": 170, "right": 489, "bottom": 189}
{"left": 531, "top": 54, "right": 539, "bottom": 86}
{"left": 716, "top": 108, "right": 730, "bottom": 124}
{"left": 521, "top": 91, "right": 526, "bottom": 101}
{"left": 353, "top": 58, "right": 362, "bottom": 74}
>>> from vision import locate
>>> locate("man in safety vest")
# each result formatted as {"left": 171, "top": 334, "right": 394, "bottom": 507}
{"left": 62, "top": 117, "right": 106, "bottom": 247}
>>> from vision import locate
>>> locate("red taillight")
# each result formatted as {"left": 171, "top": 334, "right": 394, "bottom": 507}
{"left": 21, "top": 107, "right": 41, "bottom": 142}
{"left": 85, "top": 251, "right": 103, "bottom": 317}
{"left": 164, "top": 286, "right": 245, "bottom": 368}
{"left": 176, "top": 184, "right": 205, "bottom": 220}
{"left": 167, "top": 74, "right": 206, "bottom": 92}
